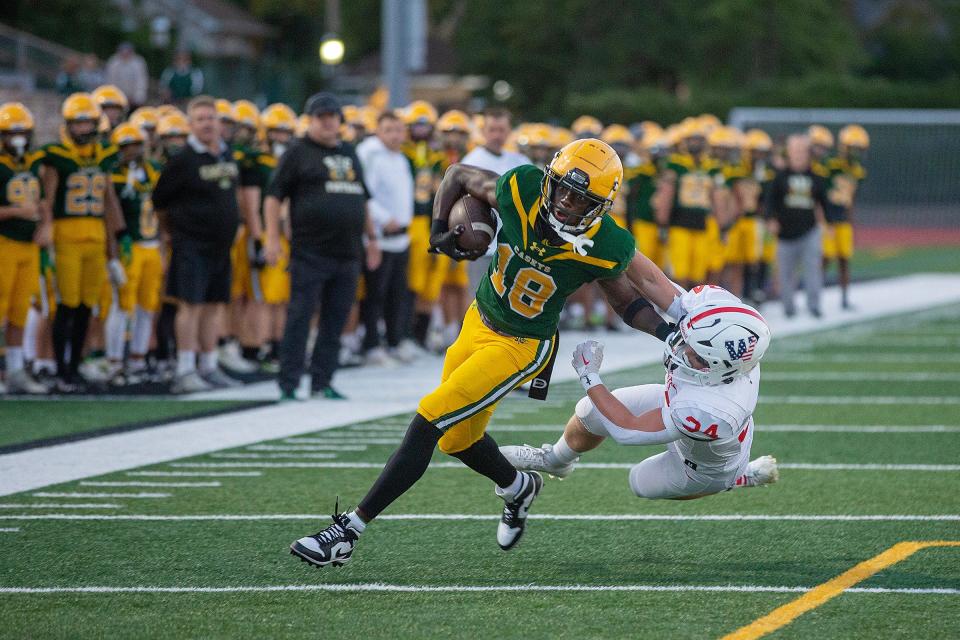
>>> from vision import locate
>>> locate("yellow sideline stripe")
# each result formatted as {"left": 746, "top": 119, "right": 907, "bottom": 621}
{"left": 720, "top": 540, "right": 960, "bottom": 640}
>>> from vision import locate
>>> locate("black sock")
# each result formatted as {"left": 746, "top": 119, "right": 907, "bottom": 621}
{"left": 53, "top": 305, "right": 76, "bottom": 379}
{"left": 357, "top": 414, "right": 442, "bottom": 521}
{"left": 412, "top": 312, "right": 431, "bottom": 346}
{"left": 241, "top": 345, "right": 260, "bottom": 361}
{"left": 156, "top": 302, "right": 177, "bottom": 360}
{"left": 268, "top": 340, "right": 280, "bottom": 359}
{"left": 450, "top": 433, "right": 519, "bottom": 488}
{"left": 69, "top": 304, "right": 92, "bottom": 378}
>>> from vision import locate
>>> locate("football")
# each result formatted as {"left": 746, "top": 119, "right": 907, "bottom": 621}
{"left": 448, "top": 195, "right": 496, "bottom": 254}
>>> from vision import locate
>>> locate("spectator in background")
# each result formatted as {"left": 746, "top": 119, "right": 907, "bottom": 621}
{"left": 78, "top": 54, "right": 104, "bottom": 91}
{"left": 56, "top": 55, "right": 83, "bottom": 95}
{"left": 264, "top": 92, "right": 381, "bottom": 401}
{"left": 764, "top": 134, "right": 828, "bottom": 319}
{"left": 460, "top": 107, "right": 531, "bottom": 296}
{"left": 160, "top": 51, "right": 204, "bottom": 108}
{"left": 356, "top": 111, "right": 416, "bottom": 366}
{"left": 105, "top": 42, "right": 148, "bottom": 110}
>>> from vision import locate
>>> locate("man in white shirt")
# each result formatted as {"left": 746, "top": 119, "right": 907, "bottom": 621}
{"left": 356, "top": 112, "right": 416, "bottom": 363}
{"left": 459, "top": 108, "right": 531, "bottom": 296}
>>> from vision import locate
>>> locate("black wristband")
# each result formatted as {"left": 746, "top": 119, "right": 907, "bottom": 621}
{"left": 431, "top": 218, "right": 448, "bottom": 236}
{"left": 655, "top": 322, "right": 677, "bottom": 342}
{"left": 621, "top": 297, "right": 653, "bottom": 327}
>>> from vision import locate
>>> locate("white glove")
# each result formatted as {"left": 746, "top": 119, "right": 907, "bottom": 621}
{"left": 108, "top": 258, "right": 127, "bottom": 287}
{"left": 572, "top": 340, "right": 604, "bottom": 390}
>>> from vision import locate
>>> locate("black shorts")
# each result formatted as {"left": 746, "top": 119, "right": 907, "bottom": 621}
{"left": 166, "top": 237, "right": 232, "bottom": 304}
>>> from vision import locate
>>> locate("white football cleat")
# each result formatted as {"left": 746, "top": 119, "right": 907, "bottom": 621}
{"left": 500, "top": 443, "right": 578, "bottom": 479}
{"left": 495, "top": 471, "right": 542, "bottom": 550}
{"left": 744, "top": 455, "right": 779, "bottom": 487}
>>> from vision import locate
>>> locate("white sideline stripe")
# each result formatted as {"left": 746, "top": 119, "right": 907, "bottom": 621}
{"left": 0, "top": 528, "right": 20, "bottom": 532}
{"left": 1, "top": 513, "right": 958, "bottom": 523}
{"left": 0, "top": 584, "right": 955, "bottom": 595}
{"left": 761, "top": 372, "right": 960, "bottom": 382}
{"left": 169, "top": 461, "right": 960, "bottom": 472}
{"left": 31, "top": 492, "right": 170, "bottom": 499}
{"left": 761, "top": 395, "right": 960, "bottom": 405}
{"left": 246, "top": 444, "right": 368, "bottom": 452}
{"left": 126, "top": 471, "right": 262, "bottom": 477}
{"left": 0, "top": 503, "right": 122, "bottom": 509}
{"left": 208, "top": 452, "right": 338, "bottom": 460}
{"left": 284, "top": 438, "right": 401, "bottom": 446}
{"left": 81, "top": 481, "right": 220, "bottom": 488}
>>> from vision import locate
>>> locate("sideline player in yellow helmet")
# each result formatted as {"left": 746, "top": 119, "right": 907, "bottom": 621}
{"left": 808, "top": 124, "right": 834, "bottom": 165}
{"left": 627, "top": 124, "right": 665, "bottom": 270}
{"left": 705, "top": 126, "right": 743, "bottom": 287}
{"left": 39, "top": 93, "right": 127, "bottom": 390}
{"left": 0, "top": 102, "right": 49, "bottom": 393}
{"left": 821, "top": 124, "right": 869, "bottom": 310}
{"left": 92, "top": 84, "right": 129, "bottom": 134}
{"left": 156, "top": 112, "right": 189, "bottom": 163}
{"left": 215, "top": 99, "right": 236, "bottom": 144}
{"left": 571, "top": 115, "right": 603, "bottom": 139}
{"left": 289, "top": 137, "right": 690, "bottom": 566}
{"left": 437, "top": 109, "right": 471, "bottom": 165}
{"left": 729, "top": 129, "right": 775, "bottom": 304}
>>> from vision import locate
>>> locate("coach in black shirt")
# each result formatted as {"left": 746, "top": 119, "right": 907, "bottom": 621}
{"left": 264, "top": 92, "right": 381, "bottom": 400}
{"left": 764, "top": 134, "right": 829, "bottom": 318}
{"left": 154, "top": 95, "right": 255, "bottom": 393}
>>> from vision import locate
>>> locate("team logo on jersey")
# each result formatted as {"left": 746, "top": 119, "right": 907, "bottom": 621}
{"left": 725, "top": 335, "right": 758, "bottom": 361}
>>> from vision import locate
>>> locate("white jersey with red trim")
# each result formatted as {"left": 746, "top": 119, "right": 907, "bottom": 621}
{"left": 659, "top": 366, "right": 760, "bottom": 474}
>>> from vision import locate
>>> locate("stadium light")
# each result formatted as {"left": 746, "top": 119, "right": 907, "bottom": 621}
{"left": 319, "top": 34, "right": 345, "bottom": 66}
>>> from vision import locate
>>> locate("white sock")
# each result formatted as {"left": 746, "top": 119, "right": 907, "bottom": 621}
{"left": 23, "top": 308, "right": 39, "bottom": 361}
{"left": 547, "top": 435, "right": 580, "bottom": 466}
{"left": 495, "top": 471, "right": 524, "bottom": 499}
{"left": 6, "top": 347, "right": 24, "bottom": 374}
{"left": 128, "top": 358, "right": 147, "bottom": 372}
{"left": 199, "top": 350, "right": 218, "bottom": 374}
{"left": 105, "top": 307, "right": 129, "bottom": 361}
{"left": 345, "top": 511, "right": 366, "bottom": 533}
{"left": 177, "top": 350, "right": 196, "bottom": 376}
{"left": 34, "top": 358, "right": 56, "bottom": 375}
{"left": 131, "top": 307, "right": 154, "bottom": 357}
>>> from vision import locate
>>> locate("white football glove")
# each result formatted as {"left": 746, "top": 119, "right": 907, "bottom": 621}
{"left": 107, "top": 258, "right": 127, "bottom": 287}
{"left": 572, "top": 340, "right": 604, "bottom": 390}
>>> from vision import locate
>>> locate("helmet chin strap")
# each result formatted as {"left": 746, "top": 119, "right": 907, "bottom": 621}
{"left": 548, "top": 213, "right": 598, "bottom": 256}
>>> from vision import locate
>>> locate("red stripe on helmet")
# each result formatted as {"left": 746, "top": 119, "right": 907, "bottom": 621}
{"left": 687, "top": 306, "right": 766, "bottom": 328}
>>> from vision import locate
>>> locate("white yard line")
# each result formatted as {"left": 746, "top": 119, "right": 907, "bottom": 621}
{"left": 168, "top": 461, "right": 960, "bottom": 471}
{"left": 126, "top": 471, "right": 262, "bottom": 477}
{"left": 0, "top": 503, "right": 123, "bottom": 509}
{"left": 3, "top": 273, "right": 960, "bottom": 496}
{"left": 30, "top": 492, "right": 169, "bottom": 499}
{"left": 284, "top": 438, "right": 402, "bottom": 446}
{"left": 0, "top": 583, "right": 955, "bottom": 595}
{"left": 761, "top": 372, "right": 960, "bottom": 382}
{"left": 0, "top": 528, "right": 20, "bottom": 532}
{"left": 246, "top": 444, "right": 368, "bottom": 452}
{"left": 0, "top": 513, "right": 958, "bottom": 522}
{"left": 208, "top": 452, "right": 338, "bottom": 460}
{"left": 761, "top": 396, "right": 960, "bottom": 404}
{"left": 763, "top": 354, "right": 960, "bottom": 363}
{"left": 81, "top": 481, "right": 220, "bottom": 488}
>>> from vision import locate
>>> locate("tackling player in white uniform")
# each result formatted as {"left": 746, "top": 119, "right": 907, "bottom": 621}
{"left": 503, "top": 286, "right": 779, "bottom": 499}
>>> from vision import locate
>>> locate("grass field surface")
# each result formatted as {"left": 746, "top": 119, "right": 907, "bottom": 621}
{"left": 1, "top": 304, "right": 958, "bottom": 638}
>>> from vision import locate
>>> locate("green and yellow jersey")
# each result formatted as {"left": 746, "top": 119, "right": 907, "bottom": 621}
{"left": 41, "top": 137, "right": 117, "bottom": 222}
{"left": 625, "top": 161, "right": 658, "bottom": 225}
{"left": 816, "top": 156, "right": 865, "bottom": 223}
{"left": 0, "top": 150, "right": 44, "bottom": 243}
{"left": 665, "top": 152, "right": 722, "bottom": 230}
{"left": 111, "top": 159, "right": 162, "bottom": 243}
{"left": 403, "top": 140, "right": 447, "bottom": 217}
{"left": 475, "top": 164, "right": 636, "bottom": 340}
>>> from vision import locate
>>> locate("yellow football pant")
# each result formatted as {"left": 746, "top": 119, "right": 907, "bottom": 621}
{"left": 231, "top": 228, "right": 250, "bottom": 300}
{"left": 408, "top": 215, "right": 454, "bottom": 303}
{"left": 419, "top": 302, "right": 555, "bottom": 454}
{"left": 0, "top": 236, "right": 40, "bottom": 328}
{"left": 119, "top": 243, "right": 163, "bottom": 313}
{"left": 632, "top": 220, "right": 666, "bottom": 269}
{"left": 725, "top": 216, "right": 761, "bottom": 264}
{"left": 667, "top": 226, "right": 709, "bottom": 283}
{"left": 822, "top": 222, "right": 854, "bottom": 260}
{"left": 706, "top": 216, "right": 725, "bottom": 273}
{"left": 54, "top": 241, "right": 106, "bottom": 309}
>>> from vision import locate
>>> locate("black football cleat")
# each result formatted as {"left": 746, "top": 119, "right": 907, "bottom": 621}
{"left": 497, "top": 471, "right": 543, "bottom": 551}
{"left": 290, "top": 504, "right": 361, "bottom": 568}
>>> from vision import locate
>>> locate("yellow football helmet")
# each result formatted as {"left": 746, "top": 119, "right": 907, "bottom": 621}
{"left": 571, "top": 115, "right": 603, "bottom": 139}
{"left": 744, "top": 128, "right": 772, "bottom": 152}
{"left": 155, "top": 105, "right": 183, "bottom": 119}
{"left": 403, "top": 100, "right": 438, "bottom": 126}
{"left": 808, "top": 124, "right": 834, "bottom": 148}
{"left": 707, "top": 125, "right": 742, "bottom": 148}
{"left": 157, "top": 113, "right": 189, "bottom": 138}
{"left": 601, "top": 124, "right": 634, "bottom": 147}
{"left": 541, "top": 138, "right": 623, "bottom": 237}
{"left": 839, "top": 124, "right": 869, "bottom": 149}
{"left": 232, "top": 100, "right": 260, "bottom": 128}
{"left": 62, "top": 93, "right": 101, "bottom": 121}
{"left": 697, "top": 113, "right": 722, "bottom": 133}
{"left": 111, "top": 122, "right": 146, "bottom": 147}
{"left": 0, "top": 102, "right": 35, "bottom": 132}
{"left": 550, "top": 127, "right": 574, "bottom": 149}
{"left": 359, "top": 106, "right": 380, "bottom": 134}
{"left": 129, "top": 107, "right": 159, "bottom": 132}
{"left": 437, "top": 109, "right": 471, "bottom": 133}
{"left": 296, "top": 113, "right": 310, "bottom": 137}
{"left": 215, "top": 99, "right": 235, "bottom": 122}
{"left": 342, "top": 105, "right": 361, "bottom": 125}
{"left": 92, "top": 84, "right": 129, "bottom": 111}
{"left": 261, "top": 103, "right": 297, "bottom": 132}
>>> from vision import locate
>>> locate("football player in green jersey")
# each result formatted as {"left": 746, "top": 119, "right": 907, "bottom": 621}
{"left": 291, "top": 139, "right": 690, "bottom": 568}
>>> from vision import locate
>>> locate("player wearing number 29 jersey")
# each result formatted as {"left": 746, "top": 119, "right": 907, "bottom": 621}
{"left": 290, "top": 139, "right": 688, "bottom": 569}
